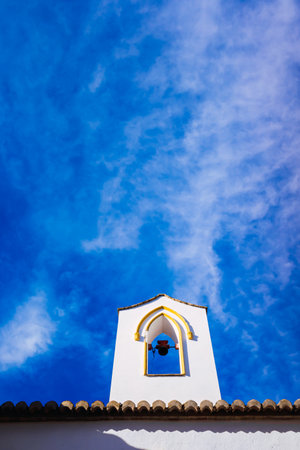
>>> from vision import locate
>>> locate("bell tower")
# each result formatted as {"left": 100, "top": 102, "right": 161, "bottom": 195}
{"left": 109, "top": 294, "right": 221, "bottom": 403}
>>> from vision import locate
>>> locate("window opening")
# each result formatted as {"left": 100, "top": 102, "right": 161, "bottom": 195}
{"left": 148, "top": 333, "right": 180, "bottom": 375}
{"left": 143, "top": 312, "right": 185, "bottom": 376}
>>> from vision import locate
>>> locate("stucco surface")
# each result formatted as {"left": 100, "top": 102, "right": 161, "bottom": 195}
{"left": 110, "top": 295, "right": 220, "bottom": 403}
{"left": 1, "top": 420, "right": 300, "bottom": 450}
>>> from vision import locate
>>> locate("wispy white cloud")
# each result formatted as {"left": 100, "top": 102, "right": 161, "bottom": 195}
{"left": 0, "top": 293, "right": 55, "bottom": 370}
{"left": 83, "top": 0, "right": 300, "bottom": 322}
{"left": 242, "top": 329, "right": 259, "bottom": 353}
{"left": 82, "top": 213, "right": 142, "bottom": 251}
{"left": 88, "top": 64, "right": 105, "bottom": 93}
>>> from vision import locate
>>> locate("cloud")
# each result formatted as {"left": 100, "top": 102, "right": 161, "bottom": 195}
{"left": 242, "top": 329, "right": 259, "bottom": 353}
{"left": 82, "top": 214, "right": 142, "bottom": 251}
{"left": 0, "top": 0, "right": 299, "bottom": 404}
{"left": 83, "top": 0, "right": 300, "bottom": 322}
{"left": 0, "top": 292, "right": 55, "bottom": 370}
{"left": 88, "top": 64, "right": 105, "bottom": 93}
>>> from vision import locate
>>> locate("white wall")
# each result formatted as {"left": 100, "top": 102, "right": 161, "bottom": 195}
{"left": 1, "top": 420, "right": 300, "bottom": 450}
{"left": 109, "top": 295, "right": 221, "bottom": 403}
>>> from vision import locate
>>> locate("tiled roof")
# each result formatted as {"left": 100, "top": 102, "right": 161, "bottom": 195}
{"left": 118, "top": 293, "right": 207, "bottom": 311}
{"left": 0, "top": 399, "right": 299, "bottom": 421}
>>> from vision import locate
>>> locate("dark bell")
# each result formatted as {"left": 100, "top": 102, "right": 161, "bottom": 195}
{"left": 155, "top": 340, "right": 170, "bottom": 356}
{"left": 158, "top": 346, "right": 169, "bottom": 356}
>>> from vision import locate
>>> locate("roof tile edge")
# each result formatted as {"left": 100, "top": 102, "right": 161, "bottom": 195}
{"left": 1, "top": 399, "right": 299, "bottom": 421}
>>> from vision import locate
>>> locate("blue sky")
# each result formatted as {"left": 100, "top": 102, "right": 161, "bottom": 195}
{"left": 0, "top": 0, "right": 299, "bottom": 405}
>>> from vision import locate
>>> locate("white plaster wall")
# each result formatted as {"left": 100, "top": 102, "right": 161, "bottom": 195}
{"left": 1, "top": 420, "right": 300, "bottom": 450}
{"left": 110, "top": 295, "right": 221, "bottom": 403}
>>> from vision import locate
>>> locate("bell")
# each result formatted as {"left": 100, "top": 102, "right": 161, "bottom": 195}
{"left": 158, "top": 346, "right": 169, "bottom": 356}
{"left": 156, "top": 340, "right": 170, "bottom": 356}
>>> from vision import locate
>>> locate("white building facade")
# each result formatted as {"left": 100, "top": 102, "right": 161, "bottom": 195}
{"left": 1, "top": 417, "right": 300, "bottom": 450}
{"left": 110, "top": 294, "right": 221, "bottom": 404}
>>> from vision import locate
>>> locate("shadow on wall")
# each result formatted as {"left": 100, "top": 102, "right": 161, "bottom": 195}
{"left": 99, "top": 431, "right": 144, "bottom": 450}
{"left": 1, "top": 420, "right": 299, "bottom": 450}
{"left": 0, "top": 424, "right": 145, "bottom": 450}
{"left": 102, "top": 420, "right": 300, "bottom": 435}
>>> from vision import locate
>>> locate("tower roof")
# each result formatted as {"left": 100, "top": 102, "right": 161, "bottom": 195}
{"left": 118, "top": 293, "right": 207, "bottom": 312}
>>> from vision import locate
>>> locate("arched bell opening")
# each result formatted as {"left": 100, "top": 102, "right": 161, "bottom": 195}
{"left": 134, "top": 305, "right": 193, "bottom": 341}
{"left": 147, "top": 333, "right": 180, "bottom": 375}
{"left": 143, "top": 313, "right": 185, "bottom": 376}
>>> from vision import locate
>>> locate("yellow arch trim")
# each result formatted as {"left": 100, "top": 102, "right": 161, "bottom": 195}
{"left": 134, "top": 306, "right": 193, "bottom": 341}
{"left": 143, "top": 312, "right": 186, "bottom": 376}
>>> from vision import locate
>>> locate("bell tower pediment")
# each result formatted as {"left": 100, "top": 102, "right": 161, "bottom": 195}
{"left": 109, "top": 294, "right": 221, "bottom": 403}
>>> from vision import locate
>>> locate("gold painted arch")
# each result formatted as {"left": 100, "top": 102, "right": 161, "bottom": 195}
{"left": 144, "top": 312, "right": 185, "bottom": 376}
{"left": 134, "top": 305, "right": 193, "bottom": 341}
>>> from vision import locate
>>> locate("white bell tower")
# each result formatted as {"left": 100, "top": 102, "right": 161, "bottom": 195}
{"left": 109, "top": 294, "right": 221, "bottom": 404}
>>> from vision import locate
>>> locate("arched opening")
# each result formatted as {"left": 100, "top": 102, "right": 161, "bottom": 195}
{"left": 147, "top": 332, "right": 180, "bottom": 375}
{"left": 134, "top": 305, "right": 193, "bottom": 341}
{"left": 143, "top": 313, "right": 185, "bottom": 376}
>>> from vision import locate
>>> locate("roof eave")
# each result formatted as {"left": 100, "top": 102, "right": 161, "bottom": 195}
{"left": 117, "top": 293, "right": 207, "bottom": 312}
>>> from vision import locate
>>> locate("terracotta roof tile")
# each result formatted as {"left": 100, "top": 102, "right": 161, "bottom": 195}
{"left": 15, "top": 401, "right": 28, "bottom": 414}
{"left": 75, "top": 401, "right": 89, "bottom": 414}
{"left": 262, "top": 399, "right": 277, "bottom": 413}
{"left": 137, "top": 400, "right": 151, "bottom": 414}
{"left": 0, "top": 399, "right": 299, "bottom": 421}
{"left": 199, "top": 400, "right": 213, "bottom": 414}
{"left": 152, "top": 400, "right": 166, "bottom": 414}
{"left": 29, "top": 401, "right": 43, "bottom": 415}
{"left": 215, "top": 400, "right": 230, "bottom": 413}
{"left": 1, "top": 401, "right": 14, "bottom": 414}
{"left": 168, "top": 400, "right": 182, "bottom": 414}
{"left": 106, "top": 400, "right": 120, "bottom": 414}
{"left": 60, "top": 400, "right": 73, "bottom": 414}
{"left": 294, "top": 399, "right": 300, "bottom": 412}
{"left": 247, "top": 399, "right": 261, "bottom": 412}
{"left": 231, "top": 399, "right": 245, "bottom": 413}
{"left": 91, "top": 400, "right": 105, "bottom": 414}
{"left": 122, "top": 400, "right": 135, "bottom": 415}
{"left": 44, "top": 401, "right": 58, "bottom": 414}
{"left": 183, "top": 400, "right": 198, "bottom": 415}
{"left": 278, "top": 399, "right": 293, "bottom": 413}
